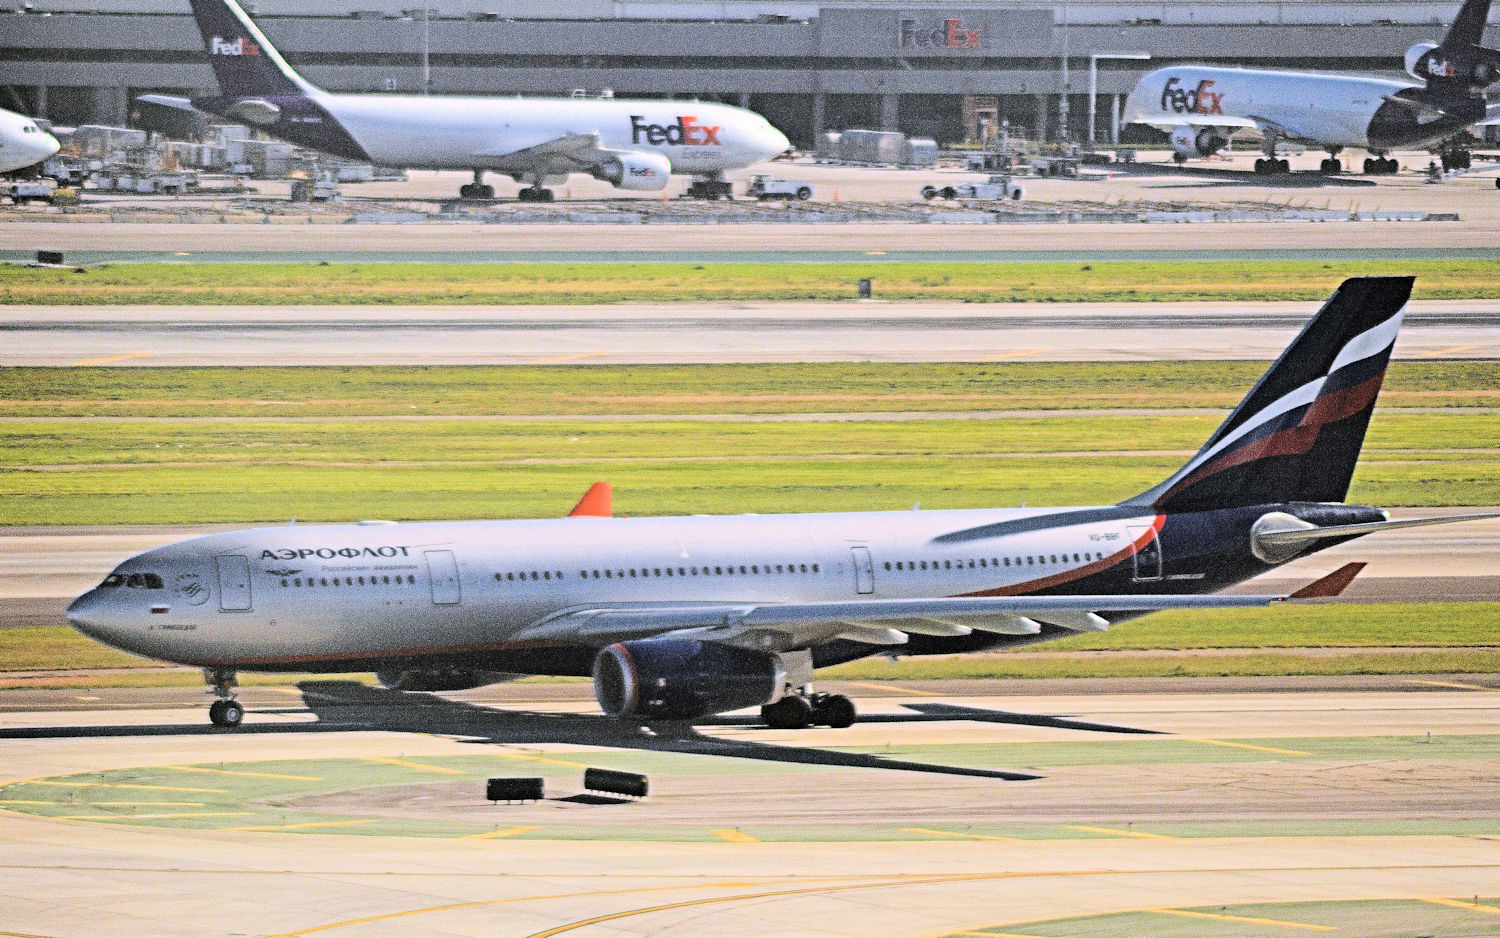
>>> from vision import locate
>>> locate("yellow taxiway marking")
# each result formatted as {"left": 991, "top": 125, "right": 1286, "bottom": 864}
{"left": 1067, "top": 825, "right": 1175, "bottom": 840}
{"left": 901, "top": 827, "right": 1023, "bottom": 843}
{"left": 221, "top": 819, "right": 374, "bottom": 832}
{"left": 1186, "top": 737, "right": 1310, "bottom": 756}
{"left": 164, "top": 764, "right": 323, "bottom": 781}
{"left": 1147, "top": 907, "right": 1334, "bottom": 930}
{"left": 463, "top": 825, "right": 539, "bottom": 840}
{"left": 841, "top": 680, "right": 944, "bottom": 697}
{"left": 491, "top": 750, "right": 593, "bottom": 770}
{"left": 363, "top": 757, "right": 465, "bottom": 775}
{"left": 76, "top": 801, "right": 204, "bottom": 807}
{"left": 0, "top": 800, "right": 74, "bottom": 806}
{"left": 55, "top": 811, "right": 248, "bottom": 821}
{"left": 981, "top": 348, "right": 1049, "bottom": 361}
{"left": 712, "top": 829, "right": 759, "bottom": 843}
{"left": 67, "top": 352, "right": 154, "bottom": 366}
{"left": 1419, "top": 344, "right": 1484, "bottom": 358}
{"left": 1423, "top": 897, "right": 1500, "bottom": 915}
{"left": 27, "top": 780, "right": 226, "bottom": 794}
{"left": 529, "top": 351, "right": 608, "bottom": 365}
{"left": 1407, "top": 679, "right": 1499, "bottom": 692}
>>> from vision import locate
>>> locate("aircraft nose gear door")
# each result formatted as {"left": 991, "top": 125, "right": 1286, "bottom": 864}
{"left": 425, "top": 550, "right": 462, "bottom": 605}
{"left": 850, "top": 546, "right": 875, "bottom": 594}
{"left": 1128, "top": 526, "right": 1163, "bottom": 582}
{"left": 215, "top": 555, "right": 252, "bottom": 611}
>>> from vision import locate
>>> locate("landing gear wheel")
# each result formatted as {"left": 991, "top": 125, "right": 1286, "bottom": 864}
{"left": 1277, "top": 158, "right": 1290, "bottom": 173}
{"left": 1254, "top": 158, "right": 1266, "bottom": 174}
{"left": 1173, "top": 152, "right": 1188, "bottom": 165}
{"left": 761, "top": 695, "right": 813, "bottom": 729}
{"left": 209, "top": 699, "right": 243, "bottom": 727}
{"left": 518, "top": 186, "right": 555, "bottom": 203}
{"left": 1320, "top": 158, "right": 1341, "bottom": 175}
{"left": 814, "top": 694, "right": 857, "bottom": 728}
{"left": 459, "top": 183, "right": 494, "bottom": 200}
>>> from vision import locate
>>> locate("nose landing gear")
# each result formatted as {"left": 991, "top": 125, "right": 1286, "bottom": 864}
{"left": 205, "top": 667, "right": 243, "bottom": 727}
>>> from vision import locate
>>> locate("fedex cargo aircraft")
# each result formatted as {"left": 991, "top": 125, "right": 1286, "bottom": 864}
{"left": 141, "top": 0, "right": 789, "bottom": 200}
{"left": 1124, "top": 0, "right": 1500, "bottom": 174}
{"left": 66, "top": 277, "right": 1496, "bottom": 729}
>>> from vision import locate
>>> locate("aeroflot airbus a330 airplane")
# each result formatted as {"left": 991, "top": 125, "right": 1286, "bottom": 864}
{"left": 140, "top": 0, "right": 789, "bottom": 201}
{"left": 1124, "top": 0, "right": 1500, "bottom": 174}
{"left": 67, "top": 277, "right": 1496, "bottom": 729}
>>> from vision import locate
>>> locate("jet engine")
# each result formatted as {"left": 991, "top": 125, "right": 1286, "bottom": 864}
{"left": 592, "top": 639, "right": 786, "bottom": 721}
{"left": 1406, "top": 43, "right": 1443, "bottom": 80}
{"left": 375, "top": 668, "right": 504, "bottom": 692}
{"left": 591, "top": 150, "right": 672, "bottom": 191}
{"left": 1170, "top": 125, "right": 1228, "bottom": 158}
{"left": 1406, "top": 41, "right": 1500, "bottom": 87}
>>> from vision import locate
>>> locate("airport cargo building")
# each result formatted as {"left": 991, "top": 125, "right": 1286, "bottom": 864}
{"left": 2, "top": 1, "right": 1493, "bottom": 146}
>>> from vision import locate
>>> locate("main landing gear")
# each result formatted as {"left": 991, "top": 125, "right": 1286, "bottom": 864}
{"left": 1253, "top": 157, "right": 1290, "bottom": 174}
{"left": 1440, "top": 146, "right": 1473, "bottom": 171}
{"left": 205, "top": 666, "right": 243, "bottom": 728}
{"left": 1363, "top": 156, "right": 1400, "bottom": 175}
{"left": 517, "top": 185, "right": 555, "bottom": 202}
{"left": 1319, "top": 149, "right": 1343, "bottom": 175}
{"left": 685, "top": 176, "right": 734, "bottom": 200}
{"left": 761, "top": 691, "right": 857, "bottom": 729}
{"left": 459, "top": 170, "right": 494, "bottom": 201}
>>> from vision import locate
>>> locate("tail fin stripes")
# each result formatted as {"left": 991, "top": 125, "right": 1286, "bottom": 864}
{"left": 1124, "top": 276, "right": 1413, "bottom": 513}
{"left": 188, "top": 0, "right": 314, "bottom": 98}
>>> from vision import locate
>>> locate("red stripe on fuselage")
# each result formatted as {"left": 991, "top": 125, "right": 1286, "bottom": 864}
{"left": 957, "top": 514, "right": 1164, "bottom": 597}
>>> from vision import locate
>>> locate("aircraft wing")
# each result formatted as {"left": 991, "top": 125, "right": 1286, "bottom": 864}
{"left": 477, "top": 131, "right": 610, "bottom": 171}
{"left": 516, "top": 592, "right": 1284, "bottom": 653}
{"left": 1130, "top": 114, "right": 1260, "bottom": 132}
{"left": 135, "top": 93, "right": 201, "bottom": 114}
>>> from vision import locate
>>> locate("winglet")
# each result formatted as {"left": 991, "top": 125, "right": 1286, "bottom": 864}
{"left": 1289, "top": 562, "right": 1367, "bottom": 600}
{"left": 568, "top": 482, "right": 612, "bottom": 518}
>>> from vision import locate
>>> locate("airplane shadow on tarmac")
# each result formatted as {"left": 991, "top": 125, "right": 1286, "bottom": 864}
{"left": 0, "top": 682, "right": 1164, "bottom": 781}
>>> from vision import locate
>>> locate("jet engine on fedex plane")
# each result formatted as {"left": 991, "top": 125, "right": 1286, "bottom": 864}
{"left": 1171, "top": 125, "right": 1229, "bottom": 158}
{"left": 591, "top": 149, "right": 672, "bottom": 190}
{"left": 1406, "top": 40, "right": 1500, "bottom": 87}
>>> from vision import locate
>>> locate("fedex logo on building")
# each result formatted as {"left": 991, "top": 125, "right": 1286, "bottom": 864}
{"left": 899, "top": 17, "right": 983, "bottom": 49}
{"left": 210, "top": 35, "right": 261, "bottom": 56}
{"left": 1160, "top": 77, "right": 1224, "bottom": 115}
{"left": 630, "top": 115, "right": 721, "bottom": 146}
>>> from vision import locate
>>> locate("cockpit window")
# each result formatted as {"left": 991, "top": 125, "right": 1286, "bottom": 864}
{"left": 111, "top": 573, "right": 165, "bottom": 589}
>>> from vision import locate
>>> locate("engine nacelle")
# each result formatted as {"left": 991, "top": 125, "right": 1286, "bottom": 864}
{"left": 1170, "top": 125, "right": 1228, "bottom": 158}
{"left": 376, "top": 668, "right": 502, "bottom": 692}
{"left": 592, "top": 150, "right": 671, "bottom": 191}
{"left": 593, "top": 639, "right": 786, "bottom": 721}
{"left": 1406, "top": 43, "right": 1443, "bottom": 80}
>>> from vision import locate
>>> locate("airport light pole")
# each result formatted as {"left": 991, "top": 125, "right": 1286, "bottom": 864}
{"left": 1088, "top": 52, "right": 1149, "bottom": 144}
{"left": 405, "top": 7, "right": 432, "bottom": 94}
{"left": 1057, "top": 0, "right": 1069, "bottom": 142}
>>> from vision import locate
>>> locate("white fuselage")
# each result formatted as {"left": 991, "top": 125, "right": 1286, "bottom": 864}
{"left": 0, "top": 107, "right": 60, "bottom": 174}
{"left": 67, "top": 507, "right": 1162, "bottom": 668}
{"left": 1124, "top": 66, "right": 1420, "bottom": 150}
{"left": 308, "top": 92, "right": 786, "bottom": 175}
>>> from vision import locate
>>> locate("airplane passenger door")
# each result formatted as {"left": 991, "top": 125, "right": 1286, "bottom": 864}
{"left": 1128, "top": 526, "right": 1163, "bottom": 582}
{"left": 215, "top": 554, "right": 252, "bottom": 611}
{"left": 850, "top": 546, "right": 875, "bottom": 594}
{"left": 425, "top": 550, "right": 461, "bottom": 605}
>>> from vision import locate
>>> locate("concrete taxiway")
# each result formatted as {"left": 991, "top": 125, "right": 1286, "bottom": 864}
{"left": 0, "top": 680, "right": 1494, "bottom": 937}
{"left": 6, "top": 299, "right": 1500, "bottom": 365}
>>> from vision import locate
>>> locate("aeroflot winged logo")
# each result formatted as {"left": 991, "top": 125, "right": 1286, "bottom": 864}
{"left": 210, "top": 35, "right": 262, "bottom": 56}
{"left": 1161, "top": 76, "right": 1224, "bottom": 115}
{"left": 630, "top": 115, "right": 721, "bottom": 146}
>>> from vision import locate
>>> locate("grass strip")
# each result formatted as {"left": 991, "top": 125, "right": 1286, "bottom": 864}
{"left": 3, "top": 361, "right": 1497, "bottom": 418}
{"left": 6, "top": 259, "right": 1500, "bottom": 305}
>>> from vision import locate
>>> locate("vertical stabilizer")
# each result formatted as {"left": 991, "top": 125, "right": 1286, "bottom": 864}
{"left": 1442, "top": 0, "right": 1494, "bottom": 51}
{"left": 1124, "top": 277, "right": 1413, "bottom": 513}
{"left": 188, "top": 0, "right": 316, "bottom": 97}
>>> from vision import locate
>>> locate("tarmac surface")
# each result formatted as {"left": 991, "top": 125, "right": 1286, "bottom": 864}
{"left": 6, "top": 299, "right": 1500, "bottom": 365}
{"left": 0, "top": 678, "right": 1495, "bottom": 937}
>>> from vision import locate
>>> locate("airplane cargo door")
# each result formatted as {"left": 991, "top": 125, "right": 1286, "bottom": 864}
{"left": 425, "top": 550, "right": 461, "bottom": 605}
{"left": 1128, "top": 526, "right": 1162, "bottom": 582}
{"left": 850, "top": 546, "right": 875, "bottom": 594}
{"left": 215, "top": 554, "right": 252, "bottom": 611}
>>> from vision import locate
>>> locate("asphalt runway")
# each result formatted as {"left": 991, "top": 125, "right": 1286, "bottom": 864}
{"left": 6, "top": 299, "right": 1500, "bottom": 365}
{"left": 0, "top": 680, "right": 1494, "bottom": 937}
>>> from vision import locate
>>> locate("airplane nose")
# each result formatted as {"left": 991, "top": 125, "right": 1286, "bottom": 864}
{"left": 65, "top": 590, "right": 111, "bottom": 641}
{"left": 763, "top": 126, "right": 790, "bottom": 159}
{"left": 38, "top": 133, "right": 60, "bottom": 161}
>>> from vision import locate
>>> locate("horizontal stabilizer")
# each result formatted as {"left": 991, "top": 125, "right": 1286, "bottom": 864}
{"left": 1289, "top": 562, "right": 1367, "bottom": 599}
{"left": 1256, "top": 512, "right": 1500, "bottom": 548}
{"left": 135, "top": 94, "right": 199, "bottom": 113}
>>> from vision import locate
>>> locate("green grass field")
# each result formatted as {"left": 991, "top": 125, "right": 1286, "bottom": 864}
{"left": 5, "top": 258, "right": 1500, "bottom": 305}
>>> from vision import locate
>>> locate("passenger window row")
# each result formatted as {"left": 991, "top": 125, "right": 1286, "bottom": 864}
{"left": 279, "top": 574, "right": 416, "bottom": 588}
{"left": 494, "top": 562, "right": 823, "bottom": 584}
{"left": 883, "top": 551, "right": 1105, "bottom": 573}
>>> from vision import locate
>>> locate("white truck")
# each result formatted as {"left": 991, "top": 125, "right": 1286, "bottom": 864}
{"left": 746, "top": 175, "right": 813, "bottom": 201}
{"left": 921, "top": 175, "right": 1024, "bottom": 201}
